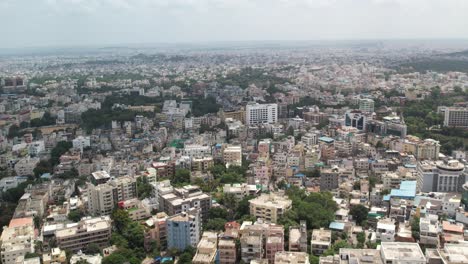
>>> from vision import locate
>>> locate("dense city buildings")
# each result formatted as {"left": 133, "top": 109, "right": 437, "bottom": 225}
{"left": 1, "top": 38, "right": 468, "bottom": 264}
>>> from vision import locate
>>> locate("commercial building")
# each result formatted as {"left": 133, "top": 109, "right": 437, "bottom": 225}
{"left": 249, "top": 193, "right": 292, "bottom": 223}
{"left": 166, "top": 208, "right": 201, "bottom": 251}
{"left": 359, "top": 98, "right": 375, "bottom": 113}
{"left": 55, "top": 216, "right": 112, "bottom": 252}
{"left": 439, "top": 106, "right": 468, "bottom": 128}
{"left": 246, "top": 103, "right": 278, "bottom": 125}
{"left": 344, "top": 110, "right": 368, "bottom": 131}
{"left": 417, "top": 159, "right": 466, "bottom": 193}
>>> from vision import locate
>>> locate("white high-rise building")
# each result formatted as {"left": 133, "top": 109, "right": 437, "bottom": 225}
{"left": 359, "top": 98, "right": 375, "bottom": 113}
{"left": 438, "top": 106, "right": 468, "bottom": 128}
{"left": 246, "top": 103, "right": 278, "bottom": 125}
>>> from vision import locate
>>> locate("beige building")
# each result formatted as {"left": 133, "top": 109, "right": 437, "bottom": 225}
{"left": 311, "top": 228, "right": 332, "bottom": 255}
{"left": 223, "top": 145, "right": 242, "bottom": 167}
{"left": 192, "top": 232, "right": 218, "bottom": 264}
{"left": 42, "top": 248, "right": 66, "bottom": 264}
{"left": 249, "top": 193, "right": 292, "bottom": 223}
{"left": 0, "top": 218, "right": 35, "bottom": 264}
{"left": 275, "top": 251, "right": 310, "bottom": 264}
{"left": 56, "top": 216, "right": 112, "bottom": 252}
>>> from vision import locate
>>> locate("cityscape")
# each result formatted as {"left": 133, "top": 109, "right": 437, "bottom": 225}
{"left": 1, "top": 1, "right": 468, "bottom": 264}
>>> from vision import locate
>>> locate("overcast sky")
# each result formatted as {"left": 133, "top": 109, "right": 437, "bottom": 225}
{"left": 1, "top": 0, "right": 467, "bottom": 48}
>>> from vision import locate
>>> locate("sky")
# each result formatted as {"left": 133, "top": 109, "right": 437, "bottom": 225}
{"left": 1, "top": 0, "right": 468, "bottom": 48}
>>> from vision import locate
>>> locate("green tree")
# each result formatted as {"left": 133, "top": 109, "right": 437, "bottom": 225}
{"left": 173, "top": 169, "right": 191, "bottom": 185}
{"left": 111, "top": 209, "right": 131, "bottom": 233}
{"left": 204, "top": 218, "right": 227, "bottom": 231}
{"left": 68, "top": 210, "right": 84, "bottom": 222}
{"left": 208, "top": 207, "right": 228, "bottom": 219}
{"left": 350, "top": 205, "right": 369, "bottom": 225}
{"left": 85, "top": 243, "right": 101, "bottom": 255}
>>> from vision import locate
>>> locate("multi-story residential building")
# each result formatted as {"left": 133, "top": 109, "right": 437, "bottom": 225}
{"left": 144, "top": 212, "right": 169, "bottom": 252}
{"left": 288, "top": 221, "right": 308, "bottom": 253}
{"left": 223, "top": 183, "right": 259, "bottom": 200}
{"left": 427, "top": 243, "right": 468, "bottom": 264}
{"left": 311, "top": 228, "right": 331, "bottom": 255}
{"left": 335, "top": 248, "right": 383, "bottom": 264}
{"left": 183, "top": 144, "right": 212, "bottom": 158}
{"left": 14, "top": 157, "right": 40, "bottom": 177}
{"left": 246, "top": 103, "right": 278, "bottom": 125}
{"left": 86, "top": 176, "right": 137, "bottom": 216}
{"left": 275, "top": 252, "right": 310, "bottom": 264}
{"left": 166, "top": 209, "right": 201, "bottom": 251}
{"left": 390, "top": 136, "right": 440, "bottom": 160}
{"left": 192, "top": 232, "right": 218, "bottom": 264}
{"left": 438, "top": 106, "right": 468, "bottom": 128}
{"left": 0, "top": 218, "right": 36, "bottom": 264}
{"left": 223, "top": 145, "right": 242, "bottom": 167}
{"left": 376, "top": 219, "right": 396, "bottom": 242}
{"left": 191, "top": 157, "right": 214, "bottom": 172}
{"left": 55, "top": 216, "right": 112, "bottom": 252}
{"left": 380, "top": 242, "right": 426, "bottom": 264}
{"left": 249, "top": 193, "right": 292, "bottom": 223}
{"left": 419, "top": 214, "right": 439, "bottom": 246}
{"left": 265, "top": 224, "right": 284, "bottom": 263}
{"left": 320, "top": 167, "right": 340, "bottom": 191}
{"left": 117, "top": 198, "right": 150, "bottom": 221}
{"left": 239, "top": 221, "right": 265, "bottom": 263}
{"left": 159, "top": 185, "right": 211, "bottom": 222}
{"left": 86, "top": 183, "right": 115, "bottom": 216}
{"left": 91, "top": 171, "right": 111, "bottom": 185}
{"left": 218, "top": 222, "right": 240, "bottom": 264}
{"left": 72, "top": 136, "right": 91, "bottom": 151}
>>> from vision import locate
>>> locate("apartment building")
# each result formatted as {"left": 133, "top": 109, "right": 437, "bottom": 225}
{"left": 144, "top": 212, "right": 169, "bottom": 252}
{"left": 311, "top": 228, "right": 332, "bottom": 255}
{"left": 419, "top": 214, "right": 439, "bottom": 246}
{"left": 275, "top": 252, "right": 310, "bottom": 264}
{"left": 246, "top": 103, "right": 278, "bottom": 125}
{"left": 117, "top": 198, "right": 150, "bottom": 221}
{"left": 55, "top": 216, "right": 112, "bottom": 252}
{"left": 192, "top": 232, "right": 218, "bottom": 264}
{"left": 0, "top": 218, "right": 36, "bottom": 264}
{"left": 359, "top": 98, "right": 375, "bottom": 113}
{"left": 239, "top": 222, "right": 265, "bottom": 263}
{"left": 223, "top": 145, "right": 242, "bottom": 167}
{"left": 159, "top": 185, "right": 211, "bottom": 222}
{"left": 166, "top": 209, "right": 201, "bottom": 251}
{"left": 265, "top": 224, "right": 284, "bottom": 264}
{"left": 288, "top": 221, "right": 308, "bottom": 253}
{"left": 218, "top": 222, "right": 240, "bottom": 264}
{"left": 249, "top": 193, "right": 292, "bottom": 223}
{"left": 320, "top": 167, "right": 340, "bottom": 191}
{"left": 376, "top": 219, "right": 396, "bottom": 242}
{"left": 223, "top": 183, "right": 259, "bottom": 200}
{"left": 86, "top": 176, "right": 137, "bottom": 216}
{"left": 191, "top": 157, "right": 214, "bottom": 172}
{"left": 14, "top": 157, "right": 40, "bottom": 177}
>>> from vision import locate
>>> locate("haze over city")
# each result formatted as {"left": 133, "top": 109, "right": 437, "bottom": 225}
{"left": 1, "top": 0, "right": 468, "bottom": 48}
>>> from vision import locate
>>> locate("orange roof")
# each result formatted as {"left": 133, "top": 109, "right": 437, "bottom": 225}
{"left": 9, "top": 217, "right": 33, "bottom": 228}
{"left": 442, "top": 221, "right": 463, "bottom": 233}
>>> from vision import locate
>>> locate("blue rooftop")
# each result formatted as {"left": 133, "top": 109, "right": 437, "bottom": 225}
{"left": 329, "top": 222, "right": 345, "bottom": 230}
{"left": 318, "top": 136, "right": 334, "bottom": 143}
{"left": 294, "top": 173, "right": 305, "bottom": 177}
{"left": 389, "top": 180, "right": 416, "bottom": 199}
